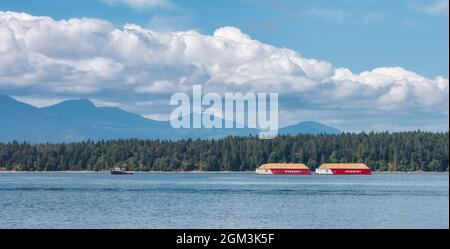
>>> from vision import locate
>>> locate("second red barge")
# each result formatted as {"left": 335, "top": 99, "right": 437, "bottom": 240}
{"left": 315, "top": 163, "right": 372, "bottom": 175}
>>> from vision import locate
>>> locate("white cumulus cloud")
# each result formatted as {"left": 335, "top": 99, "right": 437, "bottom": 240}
{"left": 102, "top": 0, "right": 174, "bottom": 10}
{"left": 0, "top": 11, "right": 448, "bottom": 131}
{"left": 409, "top": 0, "right": 449, "bottom": 16}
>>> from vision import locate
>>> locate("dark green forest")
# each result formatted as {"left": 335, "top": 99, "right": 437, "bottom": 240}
{"left": 0, "top": 131, "right": 448, "bottom": 172}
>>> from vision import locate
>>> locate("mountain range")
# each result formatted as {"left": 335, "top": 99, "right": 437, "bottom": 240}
{"left": 0, "top": 95, "right": 340, "bottom": 143}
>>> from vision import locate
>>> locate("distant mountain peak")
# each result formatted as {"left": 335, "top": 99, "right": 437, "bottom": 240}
{"left": 297, "top": 121, "right": 322, "bottom": 125}
{"left": 0, "top": 94, "right": 20, "bottom": 103}
{"left": 0, "top": 94, "right": 39, "bottom": 112}
{"left": 47, "top": 98, "right": 96, "bottom": 109}
{"left": 279, "top": 121, "right": 341, "bottom": 135}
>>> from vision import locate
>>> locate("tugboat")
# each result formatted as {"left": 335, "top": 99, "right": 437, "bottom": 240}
{"left": 110, "top": 167, "right": 133, "bottom": 175}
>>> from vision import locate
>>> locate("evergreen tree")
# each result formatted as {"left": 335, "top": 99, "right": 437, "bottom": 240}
{"left": 0, "top": 131, "right": 447, "bottom": 172}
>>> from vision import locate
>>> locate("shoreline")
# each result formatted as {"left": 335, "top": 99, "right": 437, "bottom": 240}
{"left": 0, "top": 170, "right": 448, "bottom": 174}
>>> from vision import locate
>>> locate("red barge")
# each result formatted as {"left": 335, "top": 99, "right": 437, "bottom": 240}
{"left": 256, "top": 163, "right": 311, "bottom": 175}
{"left": 315, "top": 163, "right": 372, "bottom": 175}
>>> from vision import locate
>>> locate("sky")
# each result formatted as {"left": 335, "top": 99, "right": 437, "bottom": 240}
{"left": 0, "top": 0, "right": 449, "bottom": 132}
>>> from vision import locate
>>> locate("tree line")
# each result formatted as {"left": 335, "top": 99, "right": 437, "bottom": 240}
{"left": 0, "top": 131, "right": 448, "bottom": 172}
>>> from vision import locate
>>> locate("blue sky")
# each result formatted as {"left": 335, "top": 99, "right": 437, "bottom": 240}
{"left": 0, "top": 0, "right": 448, "bottom": 132}
{"left": 2, "top": 0, "right": 448, "bottom": 78}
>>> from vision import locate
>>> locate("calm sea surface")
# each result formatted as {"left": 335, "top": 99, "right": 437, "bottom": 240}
{"left": 0, "top": 172, "right": 448, "bottom": 228}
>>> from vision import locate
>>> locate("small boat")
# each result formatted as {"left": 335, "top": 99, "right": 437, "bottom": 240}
{"left": 110, "top": 167, "right": 133, "bottom": 175}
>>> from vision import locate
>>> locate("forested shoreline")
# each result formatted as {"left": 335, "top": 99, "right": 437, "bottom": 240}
{"left": 0, "top": 131, "right": 448, "bottom": 172}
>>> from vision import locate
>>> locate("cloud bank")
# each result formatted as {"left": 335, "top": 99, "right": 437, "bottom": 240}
{"left": 102, "top": 0, "right": 173, "bottom": 10}
{"left": 409, "top": 0, "right": 449, "bottom": 16}
{"left": 0, "top": 11, "right": 448, "bottom": 131}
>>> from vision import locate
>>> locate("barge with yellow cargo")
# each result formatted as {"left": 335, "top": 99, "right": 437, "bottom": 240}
{"left": 315, "top": 163, "right": 372, "bottom": 175}
{"left": 255, "top": 163, "right": 311, "bottom": 175}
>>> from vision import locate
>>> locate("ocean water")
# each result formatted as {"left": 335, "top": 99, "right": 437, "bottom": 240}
{"left": 0, "top": 172, "right": 448, "bottom": 228}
